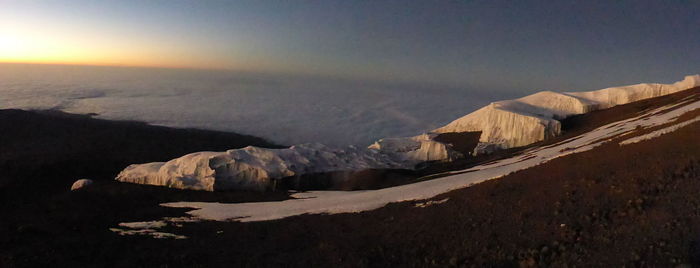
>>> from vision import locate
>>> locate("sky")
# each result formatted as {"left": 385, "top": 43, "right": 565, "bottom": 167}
{"left": 1, "top": 0, "right": 699, "bottom": 90}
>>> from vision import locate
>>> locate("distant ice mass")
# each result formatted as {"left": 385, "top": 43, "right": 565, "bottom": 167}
{"left": 435, "top": 75, "right": 700, "bottom": 149}
{"left": 0, "top": 64, "right": 512, "bottom": 146}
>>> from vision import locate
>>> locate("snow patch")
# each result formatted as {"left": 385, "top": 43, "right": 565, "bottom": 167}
{"left": 414, "top": 198, "right": 449, "bottom": 208}
{"left": 112, "top": 220, "right": 187, "bottom": 239}
{"left": 619, "top": 117, "right": 700, "bottom": 145}
{"left": 110, "top": 228, "right": 187, "bottom": 239}
{"left": 118, "top": 221, "right": 167, "bottom": 229}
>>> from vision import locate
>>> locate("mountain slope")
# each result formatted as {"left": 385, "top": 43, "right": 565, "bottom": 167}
{"left": 147, "top": 85, "right": 700, "bottom": 222}
{"left": 2, "top": 86, "right": 700, "bottom": 267}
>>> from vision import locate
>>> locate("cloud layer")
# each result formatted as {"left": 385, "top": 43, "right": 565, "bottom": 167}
{"left": 0, "top": 64, "right": 511, "bottom": 146}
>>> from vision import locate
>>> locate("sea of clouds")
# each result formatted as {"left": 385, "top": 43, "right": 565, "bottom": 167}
{"left": 0, "top": 64, "right": 523, "bottom": 146}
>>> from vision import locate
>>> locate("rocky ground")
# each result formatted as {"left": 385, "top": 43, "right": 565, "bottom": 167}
{"left": 1, "top": 88, "right": 699, "bottom": 267}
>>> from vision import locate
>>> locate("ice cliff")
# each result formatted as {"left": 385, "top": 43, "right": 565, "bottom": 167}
{"left": 116, "top": 75, "right": 699, "bottom": 191}
{"left": 117, "top": 137, "right": 460, "bottom": 191}
{"left": 434, "top": 75, "right": 700, "bottom": 150}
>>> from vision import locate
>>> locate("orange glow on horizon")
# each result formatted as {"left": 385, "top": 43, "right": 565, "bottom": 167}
{"left": 0, "top": 18, "right": 238, "bottom": 71}
{"left": 0, "top": 59, "right": 210, "bottom": 70}
{"left": 0, "top": 13, "right": 336, "bottom": 77}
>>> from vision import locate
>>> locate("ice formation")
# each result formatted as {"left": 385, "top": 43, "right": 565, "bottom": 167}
{"left": 116, "top": 141, "right": 457, "bottom": 191}
{"left": 434, "top": 75, "right": 700, "bottom": 149}
{"left": 70, "top": 179, "right": 93, "bottom": 190}
{"left": 115, "top": 75, "right": 700, "bottom": 191}
{"left": 368, "top": 133, "right": 462, "bottom": 162}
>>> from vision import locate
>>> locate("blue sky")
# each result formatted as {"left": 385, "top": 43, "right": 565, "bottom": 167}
{"left": 1, "top": 0, "right": 699, "bottom": 91}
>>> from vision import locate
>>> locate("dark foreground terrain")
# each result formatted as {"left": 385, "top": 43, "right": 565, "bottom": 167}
{"left": 1, "top": 88, "right": 700, "bottom": 267}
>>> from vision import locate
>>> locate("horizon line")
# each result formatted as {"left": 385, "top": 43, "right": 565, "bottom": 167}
{"left": 0, "top": 60, "right": 237, "bottom": 72}
{"left": 0, "top": 61, "right": 463, "bottom": 88}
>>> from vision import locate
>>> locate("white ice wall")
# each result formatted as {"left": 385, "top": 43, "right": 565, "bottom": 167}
{"left": 433, "top": 75, "right": 700, "bottom": 149}
{"left": 116, "top": 142, "right": 456, "bottom": 191}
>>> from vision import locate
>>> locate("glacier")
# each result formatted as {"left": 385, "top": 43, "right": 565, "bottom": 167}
{"left": 434, "top": 75, "right": 700, "bottom": 149}
{"left": 117, "top": 139, "right": 459, "bottom": 191}
{"left": 116, "top": 75, "right": 700, "bottom": 191}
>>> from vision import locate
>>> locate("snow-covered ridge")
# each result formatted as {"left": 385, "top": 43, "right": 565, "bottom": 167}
{"left": 434, "top": 75, "right": 700, "bottom": 149}
{"left": 115, "top": 75, "right": 699, "bottom": 191}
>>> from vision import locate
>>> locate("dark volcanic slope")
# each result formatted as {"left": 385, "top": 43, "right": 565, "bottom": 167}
{"left": 0, "top": 109, "right": 282, "bottom": 190}
{"left": 1, "top": 88, "right": 699, "bottom": 267}
{"left": 0, "top": 110, "right": 292, "bottom": 267}
{"left": 168, "top": 114, "right": 699, "bottom": 268}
